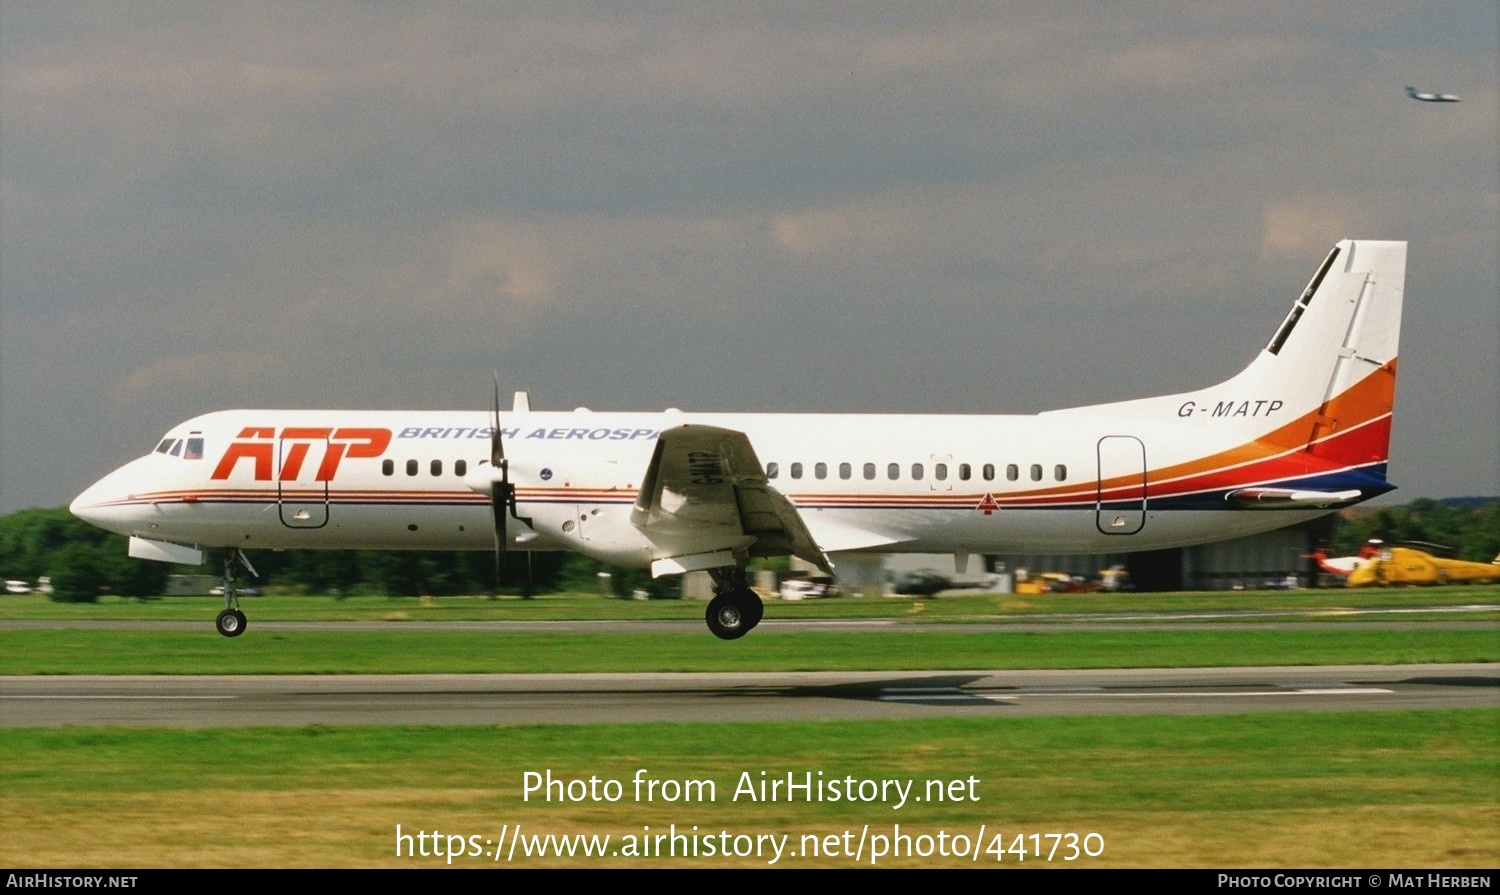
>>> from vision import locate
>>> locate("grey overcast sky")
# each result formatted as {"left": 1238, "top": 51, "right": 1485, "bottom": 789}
{"left": 2, "top": 2, "right": 1496, "bottom": 513}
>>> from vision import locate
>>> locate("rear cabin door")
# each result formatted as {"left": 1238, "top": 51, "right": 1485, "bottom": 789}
{"left": 1096, "top": 436, "right": 1146, "bottom": 535}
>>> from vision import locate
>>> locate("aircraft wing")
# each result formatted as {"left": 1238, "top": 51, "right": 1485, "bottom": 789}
{"left": 632, "top": 424, "right": 833, "bottom": 576}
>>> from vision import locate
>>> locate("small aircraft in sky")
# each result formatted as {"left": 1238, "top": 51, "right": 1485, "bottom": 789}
{"left": 72, "top": 240, "right": 1407, "bottom": 640}
{"left": 1406, "top": 86, "right": 1461, "bottom": 103}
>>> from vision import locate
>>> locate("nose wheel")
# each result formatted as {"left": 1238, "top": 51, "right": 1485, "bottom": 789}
{"left": 215, "top": 608, "right": 247, "bottom": 638}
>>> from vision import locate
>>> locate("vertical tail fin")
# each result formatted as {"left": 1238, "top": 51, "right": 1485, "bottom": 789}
{"left": 1260, "top": 240, "right": 1404, "bottom": 412}
{"left": 1213, "top": 239, "right": 1406, "bottom": 499}
{"left": 1063, "top": 240, "right": 1406, "bottom": 505}
{"left": 1247, "top": 240, "right": 1404, "bottom": 476}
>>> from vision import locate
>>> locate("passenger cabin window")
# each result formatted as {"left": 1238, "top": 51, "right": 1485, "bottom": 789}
{"left": 455, "top": 459, "right": 467, "bottom": 477}
{"left": 983, "top": 463, "right": 995, "bottom": 481}
{"left": 431, "top": 459, "right": 443, "bottom": 476}
{"left": 790, "top": 462, "right": 803, "bottom": 480}
{"left": 1030, "top": 464, "right": 1043, "bottom": 481}
{"left": 911, "top": 463, "right": 924, "bottom": 481}
{"left": 839, "top": 462, "right": 852, "bottom": 480}
{"left": 382, "top": 459, "right": 394, "bottom": 476}
{"left": 766, "top": 462, "right": 779, "bottom": 479}
{"left": 814, "top": 462, "right": 827, "bottom": 480}
{"left": 1006, "top": 464, "right": 1019, "bottom": 481}
{"left": 935, "top": 463, "right": 948, "bottom": 481}
{"left": 1054, "top": 464, "right": 1067, "bottom": 481}
{"left": 863, "top": 463, "right": 876, "bottom": 480}
{"left": 406, "top": 459, "right": 418, "bottom": 476}
{"left": 887, "top": 463, "right": 900, "bottom": 480}
{"left": 958, "top": 463, "right": 971, "bottom": 481}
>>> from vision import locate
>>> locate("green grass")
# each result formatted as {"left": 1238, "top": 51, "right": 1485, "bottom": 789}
{"left": 1, "top": 628, "right": 1495, "bottom": 674}
{"left": 2, "top": 711, "right": 1494, "bottom": 867}
{"left": 3, "top": 585, "right": 1494, "bottom": 673}
{"left": 4, "top": 584, "right": 1497, "bottom": 624}
{"left": 4, "top": 589, "right": 1494, "bottom": 868}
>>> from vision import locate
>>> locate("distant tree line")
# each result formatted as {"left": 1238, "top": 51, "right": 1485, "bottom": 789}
{"left": 0, "top": 506, "right": 666, "bottom": 602}
{"left": 1327, "top": 498, "right": 1500, "bottom": 562}
{"left": 0, "top": 507, "right": 170, "bottom": 602}
{"left": 2, "top": 497, "right": 1495, "bottom": 602}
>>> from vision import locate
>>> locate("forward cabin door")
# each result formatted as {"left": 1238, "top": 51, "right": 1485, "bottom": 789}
{"left": 277, "top": 431, "right": 331, "bottom": 529}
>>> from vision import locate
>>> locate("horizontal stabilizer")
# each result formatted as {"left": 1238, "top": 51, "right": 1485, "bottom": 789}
{"left": 1225, "top": 488, "right": 1362, "bottom": 508}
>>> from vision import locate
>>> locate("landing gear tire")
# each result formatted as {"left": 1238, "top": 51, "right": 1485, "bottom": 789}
{"left": 706, "top": 593, "right": 747, "bottom": 640}
{"left": 215, "top": 608, "right": 247, "bottom": 638}
{"left": 745, "top": 590, "right": 764, "bottom": 628}
{"left": 706, "top": 588, "right": 761, "bottom": 640}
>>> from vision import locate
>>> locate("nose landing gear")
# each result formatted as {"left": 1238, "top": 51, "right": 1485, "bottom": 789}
{"left": 215, "top": 607, "right": 247, "bottom": 638}
{"left": 214, "top": 549, "right": 258, "bottom": 638}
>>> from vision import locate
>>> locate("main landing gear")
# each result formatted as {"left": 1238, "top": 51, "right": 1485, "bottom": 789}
{"left": 705, "top": 567, "right": 764, "bottom": 641}
{"left": 214, "top": 549, "right": 258, "bottom": 638}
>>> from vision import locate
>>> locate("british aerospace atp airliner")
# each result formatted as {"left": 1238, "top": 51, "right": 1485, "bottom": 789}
{"left": 72, "top": 240, "right": 1407, "bottom": 640}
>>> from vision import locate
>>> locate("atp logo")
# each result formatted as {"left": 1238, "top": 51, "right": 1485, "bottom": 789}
{"left": 211, "top": 427, "right": 393, "bottom": 482}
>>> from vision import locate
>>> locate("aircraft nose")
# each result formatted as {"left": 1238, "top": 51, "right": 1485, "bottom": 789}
{"left": 69, "top": 463, "right": 149, "bottom": 536}
{"left": 70, "top": 479, "right": 121, "bottom": 532}
{"left": 68, "top": 490, "right": 94, "bottom": 522}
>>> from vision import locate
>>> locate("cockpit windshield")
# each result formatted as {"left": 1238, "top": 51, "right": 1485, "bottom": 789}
{"left": 153, "top": 433, "right": 205, "bottom": 460}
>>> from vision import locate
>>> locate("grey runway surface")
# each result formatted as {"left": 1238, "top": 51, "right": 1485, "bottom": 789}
{"left": 2, "top": 664, "right": 1493, "bottom": 727}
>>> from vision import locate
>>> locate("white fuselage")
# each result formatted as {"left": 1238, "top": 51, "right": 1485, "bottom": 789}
{"left": 71, "top": 404, "right": 1355, "bottom": 568}
{"left": 71, "top": 240, "right": 1407, "bottom": 580}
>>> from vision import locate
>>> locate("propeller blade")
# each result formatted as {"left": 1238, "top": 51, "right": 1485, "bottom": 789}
{"left": 491, "top": 372, "right": 505, "bottom": 467}
{"left": 490, "top": 373, "right": 508, "bottom": 583}
{"left": 491, "top": 487, "right": 506, "bottom": 581}
{"left": 487, "top": 373, "right": 537, "bottom": 589}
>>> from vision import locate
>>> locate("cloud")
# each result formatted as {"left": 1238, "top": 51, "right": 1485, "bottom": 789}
{"left": 1, "top": 3, "right": 1496, "bottom": 510}
{"left": 111, "top": 350, "right": 287, "bottom": 403}
{"left": 444, "top": 220, "right": 557, "bottom": 304}
{"left": 1260, "top": 198, "right": 1376, "bottom": 262}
